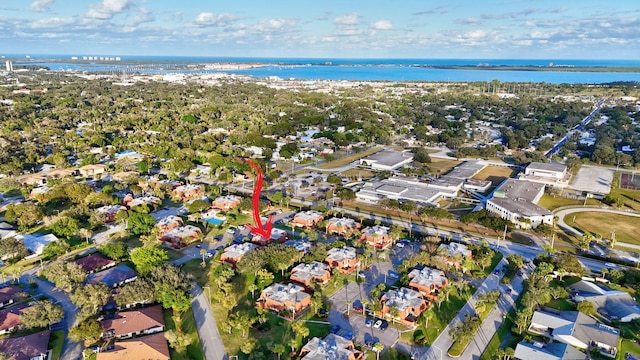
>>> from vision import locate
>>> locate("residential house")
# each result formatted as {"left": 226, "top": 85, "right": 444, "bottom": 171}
{"left": 95, "top": 205, "right": 127, "bottom": 223}
{"left": 292, "top": 210, "right": 324, "bottom": 228}
{"left": 86, "top": 264, "right": 138, "bottom": 288}
{"left": 569, "top": 280, "right": 640, "bottom": 323}
{"left": 528, "top": 310, "right": 619, "bottom": 358}
{"left": 101, "top": 305, "right": 164, "bottom": 340}
{"left": 360, "top": 225, "right": 392, "bottom": 249}
{"left": 283, "top": 240, "right": 312, "bottom": 253}
{"left": 75, "top": 253, "right": 116, "bottom": 274}
{"left": 16, "top": 233, "right": 59, "bottom": 259}
{"left": 379, "top": 287, "right": 427, "bottom": 326}
{"left": 0, "top": 304, "right": 30, "bottom": 335}
{"left": 124, "top": 195, "right": 161, "bottom": 210}
{"left": 28, "top": 186, "right": 50, "bottom": 201}
{"left": 111, "top": 171, "right": 139, "bottom": 183}
{"left": 211, "top": 195, "right": 242, "bottom": 211}
{"left": 0, "top": 329, "right": 50, "bottom": 360}
{"left": 251, "top": 228, "right": 288, "bottom": 246}
{"left": 220, "top": 243, "right": 258, "bottom": 267}
{"left": 325, "top": 247, "right": 360, "bottom": 274}
{"left": 78, "top": 164, "right": 107, "bottom": 178}
{"left": 326, "top": 217, "right": 361, "bottom": 237}
{"left": 300, "top": 333, "right": 364, "bottom": 360}
{"left": 155, "top": 215, "right": 184, "bottom": 235}
{"left": 46, "top": 168, "right": 78, "bottom": 180}
{"left": 407, "top": 267, "right": 447, "bottom": 300}
{"left": 172, "top": 184, "right": 203, "bottom": 201}
{"left": 0, "top": 286, "right": 23, "bottom": 309}
{"left": 437, "top": 242, "right": 473, "bottom": 268}
{"left": 257, "top": 282, "right": 311, "bottom": 317}
{"left": 159, "top": 225, "right": 202, "bottom": 249}
{"left": 0, "top": 222, "right": 17, "bottom": 241}
{"left": 96, "top": 332, "right": 170, "bottom": 360}
{"left": 18, "top": 174, "right": 47, "bottom": 186}
{"left": 514, "top": 341, "right": 587, "bottom": 360}
{"left": 290, "top": 261, "right": 331, "bottom": 287}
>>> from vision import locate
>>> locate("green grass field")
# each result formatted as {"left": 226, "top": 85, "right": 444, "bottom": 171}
{"left": 537, "top": 194, "right": 600, "bottom": 210}
{"left": 48, "top": 330, "right": 65, "bottom": 360}
{"left": 566, "top": 212, "right": 640, "bottom": 246}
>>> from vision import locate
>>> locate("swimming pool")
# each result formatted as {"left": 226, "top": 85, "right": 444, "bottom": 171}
{"left": 205, "top": 217, "right": 225, "bottom": 225}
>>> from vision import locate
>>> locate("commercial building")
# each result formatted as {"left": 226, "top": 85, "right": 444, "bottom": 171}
{"left": 485, "top": 178, "right": 553, "bottom": 229}
{"left": 520, "top": 162, "right": 571, "bottom": 188}
{"left": 359, "top": 149, "right": 414, "bottom": 171}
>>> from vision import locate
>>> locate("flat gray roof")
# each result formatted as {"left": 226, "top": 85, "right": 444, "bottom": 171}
{"left": 489, "top": 179, "right": 552, "bottom": 217}
{"left": 362, "top": 149, "right": 413, "bottom": 167}
{"left": 527, "top": 162, "right": 567, "bottom": 173}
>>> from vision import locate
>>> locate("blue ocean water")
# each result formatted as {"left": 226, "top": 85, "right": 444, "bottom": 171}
{"left": 8, "top": 54, "right": 640, "bottom": 84}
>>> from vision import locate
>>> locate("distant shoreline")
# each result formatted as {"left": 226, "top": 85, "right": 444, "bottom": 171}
{"left": 420, "top": 65, "right": 640, "bottom": 73}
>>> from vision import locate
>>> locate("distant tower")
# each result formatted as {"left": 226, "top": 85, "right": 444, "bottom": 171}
{"left": 5, "top": 61, "right": 12, "bottom": 72}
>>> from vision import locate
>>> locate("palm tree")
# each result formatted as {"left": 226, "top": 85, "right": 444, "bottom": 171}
{"left": 372, "top": 342, "right": 384, "bottom": 360}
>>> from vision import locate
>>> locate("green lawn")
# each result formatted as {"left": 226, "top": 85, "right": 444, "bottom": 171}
{"left": 618, "top": 339, "right": 640, "bottom": 360}
{"left": 400, "top": 286, "right": 476, "bottom": 346}
{"left": 545, "top": 298, "right": 576, "bottom": 311}
{"left": 163, "top": 307, "right": 205, "bottom": 360}
{"left": 537, "top": 194, "right": 599, "bottom": 210}
{"left": 48, "top": 330, "right": 65, "bottom": 360}
{"left": 566, "top": 212, "right": 640, "bottom": 246}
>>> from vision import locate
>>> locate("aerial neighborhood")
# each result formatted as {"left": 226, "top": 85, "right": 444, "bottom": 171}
{"left": 0, "top": 65, "right": 640, "bottom": 360}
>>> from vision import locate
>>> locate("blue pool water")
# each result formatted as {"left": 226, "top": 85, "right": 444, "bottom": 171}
{"left": 205, "top": 217, "right": 225, "bottom": 225}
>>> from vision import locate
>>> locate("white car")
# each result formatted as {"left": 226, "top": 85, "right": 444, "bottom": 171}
{"left": 237, "top": 225, "right": 245, "bottom": 231}
{"left": 373, "top": 320, "right": 383, "bottom": 329}
{"left": 604, "top": 262, "right": 618, "bottom": 268}
{"left": 396, "top": 242, "right": 405, "bottom": 248}
{"left": 226, "top": 228, "right": 236, "bottom": 234}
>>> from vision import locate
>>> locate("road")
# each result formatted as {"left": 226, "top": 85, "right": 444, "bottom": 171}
{"left": 190, "top": 285, "right": 227, "bottom": 360}
{"left": 20, "top": 272, "right": 82, "bottom": 360}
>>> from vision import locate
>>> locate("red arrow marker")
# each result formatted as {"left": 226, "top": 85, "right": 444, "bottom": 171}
{"left": 243, "top": 159, "right": 273, "bottom": 241}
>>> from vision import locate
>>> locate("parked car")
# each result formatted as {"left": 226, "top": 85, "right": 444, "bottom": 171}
{"left": 373, "top": 320, "right": 383, "bottom": 329}
{"left": 605, "top": 262, "right": 618, "bottom": 268}
{"left": 396, "top": 242, "right": 405, "bottom": 248}
{"left": 344, "top": 331, "right": 354, "bottom": 340}
{"left": 365, "top": 318, "right": 373, "bottom": 327}
{"left": 353, "top": 303, "right": 363, "bottom": 312}
{"left": 330, "top": 325, "right": 341, "bottom": 334}
{"left": 238, "top": 225, "right": 245, "bottom": 231}
{"left": 226, "top": 228, "right": 236, "bottom": 234}
{"left": 380, "top": 320, "right": 389, "bottom": 331}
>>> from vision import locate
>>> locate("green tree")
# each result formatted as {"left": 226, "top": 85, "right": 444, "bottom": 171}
{"left": 164, "top": 329, "right": 193, "bottom": 353}
{"left": 115, "top": 279, "right": 156, "bottom": 307}
{"left": 127, "top": 212, "right": 156, "bottom": 235}
{"left": 240, "top": 338, "right": 259, "bottom": 355}
{"left": 50, "top": 216, "right": 80, "bottom": 239}
{"left": 99, "top": 242, "right": 129, "bottom": 261}
{"left": 577, "top": 301, "right": 596, "bottom": 316}
{"left": 372, "top": 342, "right": 384, "bottom": 360}
{"left": 130, "top": 245, "right": 168, "bottom": 274}
{"left": 38, "top": 261, "right": 86, "bottom": 290}
{"left": 0, "top": 237, "right": 29, "bottom": 262}
{"left": 69, "top": 319, "right": 102, "bottom": 344}
{"left": 20, "top": 300, "right": 64, "bottom": 329}
{"left": 70, "top": 283, "right": 111, "bottom": 320}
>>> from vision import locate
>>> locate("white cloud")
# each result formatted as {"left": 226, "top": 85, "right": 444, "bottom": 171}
{"left": 30, "top": 17, "right": 75, "bottom": 29}
{"left": 194, "top": 12, "right": 235, "bottom": 27}
{"left": 86, "top": 0, "right": 132, "bottom": 20}
{"left": 370, "top": 20, "right": 392, "bottom": 30}
{"left": 334, "top": 13, "right": 360, "bottom": 26}
{"left": 31, "top": 0, "right": 53, "bottom": 12}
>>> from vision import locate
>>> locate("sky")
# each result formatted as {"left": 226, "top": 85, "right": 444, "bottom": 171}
{"left": 1, "top": 0, "right": 639, "bottom": 59}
